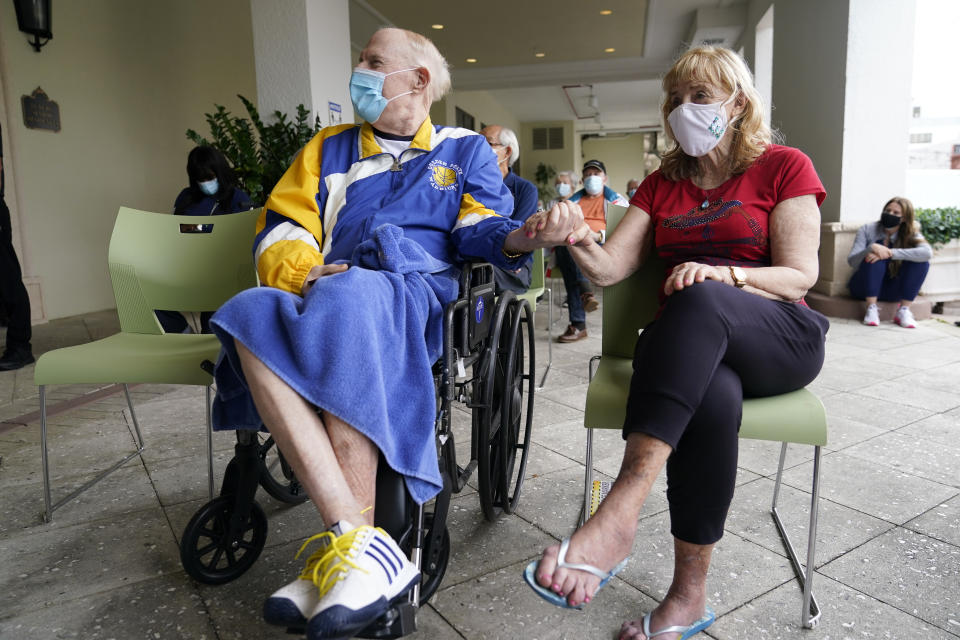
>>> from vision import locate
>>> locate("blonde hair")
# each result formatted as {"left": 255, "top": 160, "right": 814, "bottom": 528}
{"left": 382, "top": 28, "right": 451, "bottom": 104}
{"left": 659, "top": 46, "right": 775, "bottom": 181}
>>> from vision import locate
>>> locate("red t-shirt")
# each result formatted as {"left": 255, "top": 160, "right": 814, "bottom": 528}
{"left": 629, "top": 144, "right": 826, "bottom": 300}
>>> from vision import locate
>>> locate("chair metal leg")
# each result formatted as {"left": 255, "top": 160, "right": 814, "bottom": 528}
{"left": 205, "top": 385, "right": 214, "bottom": 499}
{"left": 537, "top": 287, "right": 553, "bottom": 390}
{"left": 579, "top": 356, "right": 602, "bottom": 527}
{"left": 41, "top": 384, "right": 147, "bottom": 522}
{"left": 771, "top": 442, "right": 822, "bottom": 629}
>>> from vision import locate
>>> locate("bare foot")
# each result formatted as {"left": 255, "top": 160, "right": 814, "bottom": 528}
{"left": 534, "top": 507, "right": 636, "bottom": 607}
{"left": 618, "top": 594, "right": 708, "bottom": 640}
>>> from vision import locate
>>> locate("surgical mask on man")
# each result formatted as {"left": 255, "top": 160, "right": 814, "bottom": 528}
{"left": 198, "top": 178, "right": 219, "bottom": 196}
{"left": 627, "top": 188, "right": 637, "bottom": 198}
{"left": 583, "top": 175, "right": 603, "bottom": 196}
{"left": 556, "top": 182, "right": 572, "bottom": 197}
{"left": 667, "top": 93, "right": 737, "bottom": 157}
{"left": 350, "top": 67, "right": 416, "bottom": 124}
{"left": 880, "top": 211, "right": 902, "bottom": 229}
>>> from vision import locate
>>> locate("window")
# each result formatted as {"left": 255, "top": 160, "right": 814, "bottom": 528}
{"left": 954, "top": 144, "right": 960, "bottom": 154}
{"left": 455, "top": 107, "right": 475, "bottom": 131}
{"left": 532, "top": 126, "right": 564, "bottom": 150}
{"left": 913, "top": 106, "right": 922, "bottom": 118}
{"left": 909, "top": 132, "right": 932, "bottom": 143}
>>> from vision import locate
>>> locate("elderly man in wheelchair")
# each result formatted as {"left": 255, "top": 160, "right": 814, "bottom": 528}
{"left": 205, "top": 28, "right": 580, "bottom": 640}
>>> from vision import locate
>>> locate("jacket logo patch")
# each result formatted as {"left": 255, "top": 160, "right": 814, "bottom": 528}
{"left": 428, "top": 159, "right": 462, "bottom": 191}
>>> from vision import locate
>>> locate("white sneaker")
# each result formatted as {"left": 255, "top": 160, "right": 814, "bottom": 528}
{"left": 895, "top": 305, "right": 917, "bottom": 328}
{"left": 863, "top": 303, "right": 880, "bottom": 326}
{"left": 262, "top": 526, "right": 340, "bottom": 627}
{"left": 305, "top": 522, "right": 420, "bottom": 640}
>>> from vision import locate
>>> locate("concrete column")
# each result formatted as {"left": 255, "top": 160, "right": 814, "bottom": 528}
{"left": 771, "top": 0, "right": 915, "bottom": 295}
{"left": 249, "top": 0, "right": 354, "bottom": 127}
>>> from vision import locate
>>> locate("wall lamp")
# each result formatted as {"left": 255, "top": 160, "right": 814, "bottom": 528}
{"left": 14, "top": 0, "right": 53, "bottom": 52}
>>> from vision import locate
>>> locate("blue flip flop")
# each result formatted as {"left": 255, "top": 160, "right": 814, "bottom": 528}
{"left": 641, "top": 606, "right": 716, "bottom": 639}
{"left": 523, "top": 538, "right": 629, "bottom": 609}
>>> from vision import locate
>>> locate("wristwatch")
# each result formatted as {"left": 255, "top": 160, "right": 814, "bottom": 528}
{"left": 729, "top": 266, "right": 747, "bottom": 288}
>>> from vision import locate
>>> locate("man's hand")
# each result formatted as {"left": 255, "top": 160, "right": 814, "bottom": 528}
{"left": 301, "top": 263, "right": 349, "bottom": 296}
{"left": 520, "top": 200, "right": 585, "bottom": 246}
{"left": 663, "top": 261, "right": 727, "bottom": 295}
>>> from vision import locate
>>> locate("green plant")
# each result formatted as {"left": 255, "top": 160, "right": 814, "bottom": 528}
{"left": 534, "top": 162, "right": 558, "bottom": 204}
{"left": 187, "top": 95, "right": 322, "bottom": 206}
{"left": 916, "top": 207, "right": 960, "bottom": 249}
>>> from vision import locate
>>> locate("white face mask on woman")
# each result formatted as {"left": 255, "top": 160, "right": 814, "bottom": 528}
{"left": 555, "top": 182, "right": 572, "bottom": 197}
{"left": 667, "top": 93, "right": 737, "bottom": 157}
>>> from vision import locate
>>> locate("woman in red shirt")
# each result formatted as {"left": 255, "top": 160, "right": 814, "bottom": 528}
{"left": 524, "top": 46, "right": 829, "bottom": 639}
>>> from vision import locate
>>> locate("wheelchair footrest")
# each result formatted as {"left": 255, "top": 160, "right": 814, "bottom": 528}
{"left": 590, "top": 480, "right": 613, "bottom": 519}
{"left": 356, "top": 601, "right": 417, "bottom": 639}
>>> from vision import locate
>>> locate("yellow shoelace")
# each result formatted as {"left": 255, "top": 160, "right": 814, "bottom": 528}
{"left": 294, "top": 525, "right": 381, "bottom": 599}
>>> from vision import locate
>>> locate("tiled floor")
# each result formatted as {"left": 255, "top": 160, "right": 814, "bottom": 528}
{"left": 1, "top": 296, "right": 959, "bottom": 639}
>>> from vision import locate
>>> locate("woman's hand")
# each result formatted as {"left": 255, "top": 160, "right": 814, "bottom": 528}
{"left": 663, "top": 261, "right": 728, "bottom": 295}
{"left": 301, "top": 263, "right": 349, "bottom": 296}
{"left": 521, "top": 200, "right": 586, "bottom": 246}
{"left": 865, "top": 243, "right": 893, "bottom": 263}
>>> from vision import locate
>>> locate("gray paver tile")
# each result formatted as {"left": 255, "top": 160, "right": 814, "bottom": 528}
{"left": 710, "top": 574, "right": 955, "bottom": 639}
{"left": 905, "top": 494, "right": 960, "bottom": 547}
{"left": 0, "top": 509, "right": 182, "bottom": 617}
{"left": 898, "top": 411, "right": 960, "bottom": 449}
{"left": 431, "top": 558, "right": 655, "bottom": 640}
{"left": 841, "top": 431, "right": 960, "bottom": 489}
{"left": 795, "top": 451, "right": 957, "bottom": 524}
{"left": 819, "top": 527, "right": 960, "bottom": 634}
{"left": 820, "top": 392, "right": 934, "bottom": 430}
{"left": 0, "top": 574, "right": 217, "bottom": 640}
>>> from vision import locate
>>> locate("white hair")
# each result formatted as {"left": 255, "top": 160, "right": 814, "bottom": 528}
{"left": 497, "top": 127, "right": 520, "bottom": 166}
{"left": 386, "top": 28, "right": 451, "bottom": 103}
{"left": 556, "top": 170, "right": 579, "bottom": 185}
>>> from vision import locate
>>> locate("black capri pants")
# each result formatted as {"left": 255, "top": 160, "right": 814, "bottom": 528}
{"left": 623, "top": 279, "right": 829, "bottom": 545}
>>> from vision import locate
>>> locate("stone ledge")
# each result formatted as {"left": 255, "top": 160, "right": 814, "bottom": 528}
{"left": 806, "top": 291, "right": 932, "bottom": 321}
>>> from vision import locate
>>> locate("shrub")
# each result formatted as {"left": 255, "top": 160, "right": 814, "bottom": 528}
{"left": 916, "top": 207, "right": 960, "bottom": 249}
{"left": 186, "top": 95, "right": 322, "bottom": 206}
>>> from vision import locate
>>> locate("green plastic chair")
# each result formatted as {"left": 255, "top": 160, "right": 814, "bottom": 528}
{"left": 34, "top": 207, "right": 260, "bottom": 522}
{"left": 514, "top": 248, "right": 552, "bottom": 389}
{"left": 582, "top": 205, "right": 826, "bottom": 629}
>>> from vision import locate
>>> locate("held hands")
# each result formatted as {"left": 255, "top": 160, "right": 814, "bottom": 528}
{"left": 865, "top": 243, "right": 893, "bottom": 263}
{"left": 521, "top": 200, "right": 588, "bottom": 247}
{"left": 301, "top": 263, "right": 349, "bottom": 296}
{"left": 663, "top": 261, "right": 728, "bottom": 296}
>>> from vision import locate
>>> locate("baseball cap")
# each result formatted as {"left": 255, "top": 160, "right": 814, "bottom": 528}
{"left": 582, "top": 159, "right": 606, "bottom": 173}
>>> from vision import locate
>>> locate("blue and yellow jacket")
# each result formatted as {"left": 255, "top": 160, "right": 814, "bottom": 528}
{"left": 254, "top": 117, "right": 524, "bottom": 293}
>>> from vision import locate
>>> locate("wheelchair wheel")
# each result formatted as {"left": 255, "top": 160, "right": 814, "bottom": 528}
{"left": 180, "top": 495, "right": 268, "bottom": 585}
{"left": 476, "top": 296, "right": 534, "bottom": 520}
{"left": 257, "top": 435, "right": 309, "bottom": 505}
{"left": 496, "top": 299, "right": 535, "bottom": 514}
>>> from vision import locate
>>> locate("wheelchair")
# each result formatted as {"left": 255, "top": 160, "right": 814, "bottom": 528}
{"left": 178, "top": 263, "right": 536, "bottom": 638}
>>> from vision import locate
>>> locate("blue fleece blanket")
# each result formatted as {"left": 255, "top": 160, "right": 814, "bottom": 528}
{"left": 209, "top": 224, "right": 459, "bottom": 504}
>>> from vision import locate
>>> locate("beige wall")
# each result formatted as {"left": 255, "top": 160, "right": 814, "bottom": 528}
{"left": 581, "top": 133, "right": 647, "bottom": 198}
{"left": 0, "top": 1, "right": 256, "bottom": 321}
{"left": 431, "top": 90, "right": 520, "bottom": 135}
{"left": 518, "top": 120, "right": 580, "bottom": 193}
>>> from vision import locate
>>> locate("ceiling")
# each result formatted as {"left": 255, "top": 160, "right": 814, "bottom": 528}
{"left": 350, "top": 0, "right": 750, "bottom": 133}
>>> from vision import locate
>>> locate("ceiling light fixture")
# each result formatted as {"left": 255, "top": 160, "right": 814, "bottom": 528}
{"left": 604, "top": 47, "right": 615, "bottom": 53}
{"left": 431, "top": 24, "right": 443, "bottom": 29}
{"left": 600, "top": 9, "right": 612, "bottom": 15}
{"left": 466, "top": 58, "right": 477, "bottom": 63}
{"left": 535, "top": 52, "right": 545, "bottom": 58}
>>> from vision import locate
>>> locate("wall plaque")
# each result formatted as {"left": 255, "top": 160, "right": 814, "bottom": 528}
{"left": 21, "top": 87, "right": 60, "bottom": 132}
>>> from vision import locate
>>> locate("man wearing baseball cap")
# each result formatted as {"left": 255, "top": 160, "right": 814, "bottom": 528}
{"left": 555, "top": 159, "right": 628, "bottom": 342}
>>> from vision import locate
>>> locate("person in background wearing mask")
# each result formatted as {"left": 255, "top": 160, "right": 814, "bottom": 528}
{"left": 173, "top": 145, "right": 253, "bottom": 215}
{"left": 552, "top": 170, "right": 579, "bottom": 208}
{"left": 208, "top": 27, "right": 579, "bottom": 639}
{"left": 626, "top": 178, "right": 640, "bottom": 199}
{"left": 157, "top": 146, "right": 255, "bottom": 334}
{"left": 555, "top": 159, "right": 628, "bottom": 343}
{"left": 847, "top": 196, "right": 931, "bottom": 328}
{"left": 523, "top": 46, "right": 828, "bottom": 640}
{"left": 480, "top": 124, "right": 538, "bottom": 292}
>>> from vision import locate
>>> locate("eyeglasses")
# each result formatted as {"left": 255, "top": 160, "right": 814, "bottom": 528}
{"left": 487, "top": 141, "right": 504, "bottom": 147}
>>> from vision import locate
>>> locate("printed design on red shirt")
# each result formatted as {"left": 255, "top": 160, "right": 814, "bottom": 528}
{"left": 658, "top": 198, "right": 767, "bottom": 263}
